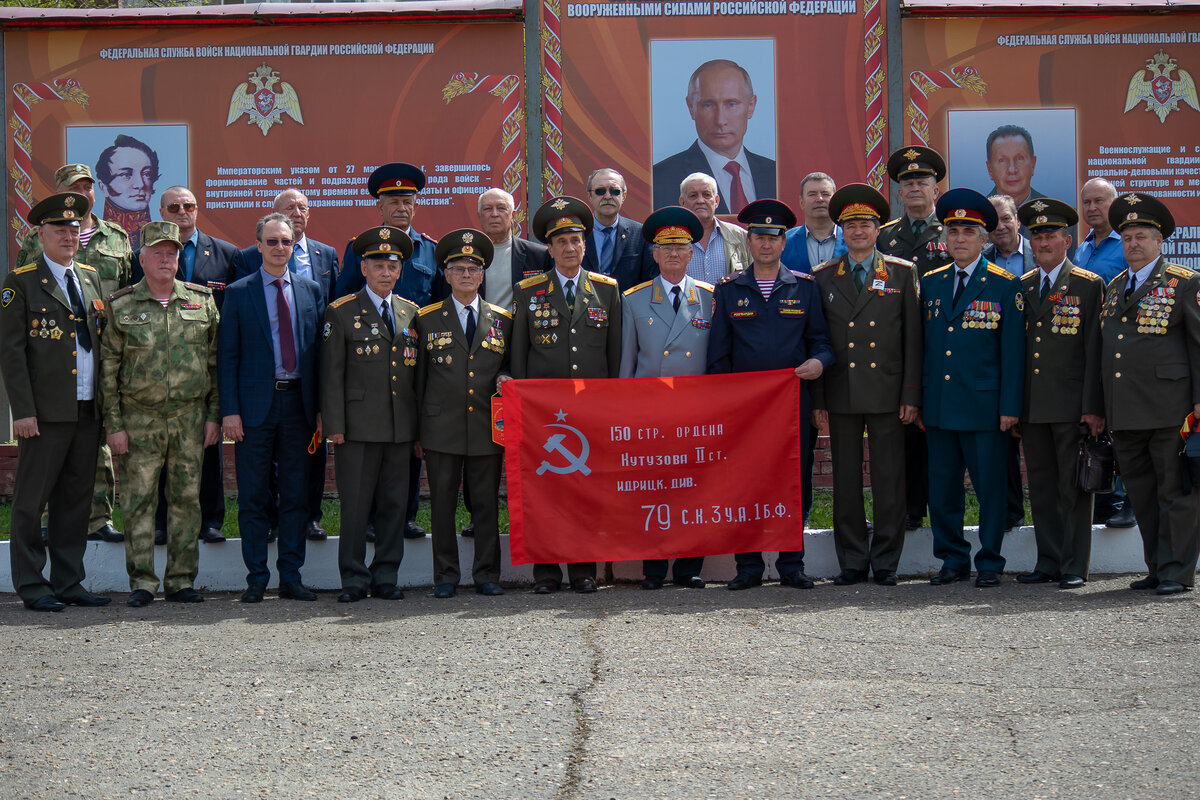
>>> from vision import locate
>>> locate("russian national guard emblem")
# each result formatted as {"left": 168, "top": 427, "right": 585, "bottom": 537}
{"left": 1124, "top": 49, "right": 1199, "bottom": 123}
{"left": 227, "top": 63, "right": 304, "bottom": 135}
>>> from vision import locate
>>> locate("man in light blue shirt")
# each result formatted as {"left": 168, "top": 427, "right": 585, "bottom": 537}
{"left": 1074, "top": 178, "right": 1128, "bottom": 284}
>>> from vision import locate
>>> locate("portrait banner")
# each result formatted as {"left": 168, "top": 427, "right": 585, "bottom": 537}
{"left": 903, "top": 15, "right": 1200, "bottom": 268}
{"left": 4, "top": 22, "right": 526, "bottom": 254}
{"left": 503, "top": 369, "right": 803, "bottom": 564}
{"left": 554, "top": 1, "right": 882, "bottom": 218}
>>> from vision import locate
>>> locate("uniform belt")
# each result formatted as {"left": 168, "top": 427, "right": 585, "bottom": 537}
{"left": 274, "top": 379, "right": 300, "bottom": 392}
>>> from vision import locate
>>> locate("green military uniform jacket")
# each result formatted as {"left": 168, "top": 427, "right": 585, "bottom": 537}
{"left": 100, "top": 279, "right": 219, "bottom": 430}
{"left": 510, "top": 270, "right": 622, "bottom": 379}
{"left": 0, "top": 256, "right": 103, "bottom": 421}
{"left": 17, "top": 216, "right": 132, "bottom": 299}
{"left": 1100, "top": 258, "right": 1200, "bottom": 431}
{"left": 810, "top": 250, "right": 923, "bottom": 413}
{"left": 415, "top": 297, "right": 512, "bottom": 456}
{"left": 1020, "top": 262, "right": 1104, "bottom": 423}
{"left": 321, "top": 288, "right": 420, "bottom": 443}
{"left": 878, "top": 215, "right": 953, "bottom": 278}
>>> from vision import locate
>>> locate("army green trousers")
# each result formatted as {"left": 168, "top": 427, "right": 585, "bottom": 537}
{"left": 119, "top": 404, "right": 206, "bottom": 594}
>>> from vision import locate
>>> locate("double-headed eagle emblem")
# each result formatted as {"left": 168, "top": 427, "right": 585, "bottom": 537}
{"left": 1124, "top": 50, "right": 1198, "bottom": 123}
{"left": 227, "top": 63, "right": 304, "bottom": 135}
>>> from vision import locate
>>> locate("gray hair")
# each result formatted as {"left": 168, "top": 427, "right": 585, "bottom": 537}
{"left": 586, "top": 168, "right": 626, "bottom": 193}
{"left": 679, "top": 172, "right": 718, "bottom": 198}
{"left": 256, "top": 212, "right": 291, "bottom": 240}
{"left": 800, "top": 172, "right": 835, "bottom": 196}
{"left": 478, "top": 187, "right": 515, "bottom": 215}
{"left": 1081, "top": 177, "right": 1118, "bottom": 202}
{"left": 988, "top": 194, "right": 1017, "bottom": 218}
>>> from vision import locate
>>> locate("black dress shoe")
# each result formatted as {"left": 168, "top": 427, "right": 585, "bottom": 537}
{"left": 727, "top": 573, "right": 763, "bottom": 591}
{"left": 365, "top": 523, "right": 376, "bottom": 543}
{"left": 27, "top": 595, "right": 66, "bottom": 612}
{"left": 874, "top": 570, "right": 898, "bottom": 586}
{"left": 279, "top": 582, "right": 317, "bottom": 601}
{"left": 1005, "top": 517, "right": 1026, "bottom": 532}
{"left": 532, "top": 580, "right": 558, "bottom": 594}
{"left": 1059, "top": 574, "right": 1085, "bottom": 589}
{"left": 241, "top": 585, "right": 265, "bottom": 603}
{"left": 676, "top": 576, "right": 706, "bottom": 589}
{"left": 641, "top": 577, "right": 664, "bottom": 590}
{"left": 1106, "top": 506, "right": 1137, "bottom": 528}
{"left": 461, "top": 523, "right": 475, "bottom": 538}
{"left": 476, "top": 582, "right": 504, "bottom": 596}
{"left": 154, "top": 529, "right": 167, "bottom": 546}
{"left": 87, "top": 524, "right": 124, "bottom": 543}
{"left": 337, "top": 587, "right": 367, "bottom": 603}
{"left": 975, "top": 570, "right": 1001, "bottom": 588}
{"left": 198, "top": 527, "right": 226, "bottom": 544}
{"left": 1017, "top": 570, "right": 1058, "bottom": 584}
{"left": 166, "top": 587, "right": 204, "bottom": 603}
{"left": 127, "top": 589, "right": 154, "bottom": 608}
{"left": 572, "top": 577, "right": 598, "bottom": 593}
{"left": 370, "top": 583, "right": 405, "bottom": 600}
{"left": 62, "top": 591, "right": 111, "bottom": 607}
{"left": 780, "top": 572, "right": 815, "bottom": 589}
{"left": 1130, "top": 576, "right": 1160, "bottom": 590}
{"left": 266, "top": 527, "right": 278, "bottom": 544}
{"left": 904, "top": 515, "right": 924, "bottom": 531}
{"left": 403, "top": 521, "right": 427, "bottom": 539}
{"left": 307, "top": 521, "right": 328, "bottom": 541}
{"left": 833, "top": 569, "right": 868, "bottom": 586}
{"left": 433, "top": 583, "right": 457, "bottom": 598}
{"left": 1156, "top": 580, "right": 1189, "bottom": 595}
{"left": 930, "top": 567, "right": 970, "bottom": 585}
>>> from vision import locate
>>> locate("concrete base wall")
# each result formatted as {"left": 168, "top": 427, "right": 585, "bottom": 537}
{"left": 0, "top": 523, "right": 1153, "bottom": 592}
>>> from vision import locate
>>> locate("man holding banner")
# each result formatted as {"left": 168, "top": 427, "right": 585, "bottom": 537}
{"left": 708, "top": 199, "right": 833, "bottom": 590}
{"left": 509, "top": 196, "right": 622, "bottom": 594}
{"left": 620, "top": 206, "right": 714, "bottom": 590}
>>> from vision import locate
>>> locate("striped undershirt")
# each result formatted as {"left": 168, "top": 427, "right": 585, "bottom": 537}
{"left": 79, "top": 225, "right": 96, "bottom": 250}
{"left": 756, "top": 278, "right": 774, "bottom": 299}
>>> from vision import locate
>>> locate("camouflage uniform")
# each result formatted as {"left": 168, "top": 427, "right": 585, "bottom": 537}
{"left": 18, "top": 216, "right": 133, "bottom": 532}
{"left": 101, "top": 279, "right": 219, "bottom": 594}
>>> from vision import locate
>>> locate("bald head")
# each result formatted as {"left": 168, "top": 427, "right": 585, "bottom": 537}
{"left": 273, "top": 188, "right": 310, "bottom": 237}
{"left": 1080, "top": 178, "right": 1119, "bottom": 236}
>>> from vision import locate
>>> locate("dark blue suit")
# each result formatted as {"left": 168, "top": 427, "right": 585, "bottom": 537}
{"left": 335, "top": 228, "right": 437, "bottom": 305}
{"left": 653, "top": 140, "right": 777, "bottom": 215}
{"left": 232, "top": 236, "right": 340, "bottom": 302}
{"left": 781, "top": 225, "right": 847, "bottom": 273}
{"left": 920, "top": 257, "right": 1024, "bottom": 574}
{"left": 708, "top": 265, "right": 834, "bottom": 580}
{"left": 219, "top": 270, "right": 325, "bottom": 588}
{"left": 580, "top": 216, "right": 657, "bottom": 292}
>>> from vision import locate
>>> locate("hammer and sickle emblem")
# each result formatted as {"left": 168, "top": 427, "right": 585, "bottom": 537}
{"left": 536, "top": 423, "right": 591, "bottom": 476}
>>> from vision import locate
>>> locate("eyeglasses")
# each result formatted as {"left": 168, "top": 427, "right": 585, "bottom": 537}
{"left": 592, "top": 187, "right": 622, "bottom": 197}
{"left": 263, "top": 238, "right": 294, "bottom": 248}
{"left": 654, "top": 244, "right": 692, "bottom": 255}
{"left": 446, "top": 265, "right": 483, "bottom": 275}
{"left": 165, "top": 202, "right": 197, "bottom": 213}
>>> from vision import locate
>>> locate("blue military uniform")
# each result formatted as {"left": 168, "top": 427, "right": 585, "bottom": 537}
{"left": 708, "top": 200, "right": 834, "bottom": 585}
{"left": 921, "top": 189, "right": 1025, "bottom": 584}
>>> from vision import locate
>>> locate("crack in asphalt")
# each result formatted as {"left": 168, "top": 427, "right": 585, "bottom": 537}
{"left": 554, "top": 608, "right": 605, "bottom": 800}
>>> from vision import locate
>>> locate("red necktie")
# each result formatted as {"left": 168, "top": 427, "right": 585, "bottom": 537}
{"left": 273, "top": 278, "right": 297, "bottom": 373}
{"left": 724, "top": 161, "right": 748, "bottom": 213}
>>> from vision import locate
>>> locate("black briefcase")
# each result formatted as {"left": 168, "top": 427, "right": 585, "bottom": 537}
{"left": 1179, "top": 421, "right": 1200, "bottom": 494}
{"left": 1075, "top": 425, "right": 1115, "bottom": 494}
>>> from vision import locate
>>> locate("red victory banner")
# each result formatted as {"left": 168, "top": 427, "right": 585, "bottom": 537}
{"left": 503, "top": 369, "right": 803, "bottom": 564}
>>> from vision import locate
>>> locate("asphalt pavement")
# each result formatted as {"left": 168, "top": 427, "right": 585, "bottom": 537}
{"left": 1, "top": 575, "right": 1198, "bottom": 799}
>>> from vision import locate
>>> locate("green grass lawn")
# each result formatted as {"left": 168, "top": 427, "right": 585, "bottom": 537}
{"left": 0, "top": 490, "right": 1029, "bottom": 540}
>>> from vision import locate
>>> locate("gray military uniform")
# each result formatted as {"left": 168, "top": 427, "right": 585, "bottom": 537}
{"left": 619, "top": 276, "right": 713, "bottom": 379}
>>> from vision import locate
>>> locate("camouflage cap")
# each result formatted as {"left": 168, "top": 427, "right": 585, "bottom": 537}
{"left": 54, "top": 163, "right": 93, "bottom": 188}
{"left": 140, "top": 220, "right": 183, "bottom": 250}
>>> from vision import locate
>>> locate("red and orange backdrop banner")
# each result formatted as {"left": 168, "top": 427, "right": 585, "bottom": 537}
{"left": 4, "top": 23, "right": 526, "bottom": 255}
{"left": 902, "top": 14, "right": 1200, "bottom": 267}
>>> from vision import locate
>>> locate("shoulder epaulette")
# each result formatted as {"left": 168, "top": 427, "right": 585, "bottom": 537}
{"left": 811, "top": 259, "right": 837, "bottom": 274}
{"left": 77, "top": 262, "right": 97, "bottom": 273}
{"left": 329, "top": 294, "right": 355, "bottom": 308}
{"left": 1021, "top": 268, "right": 1039, "bottom": 281}
{"left": 12, "top": 264, "right": 36, "bottom": 275}
{"left": 926, "top": 265, "right": 952, "bottom": 277}
{"left": 1070, "top": 266, "right": 1099, "bottom": 281}
{"left": 1106, "top": 272, "right": 1126, "bottom": 289}
{"left": 1166, "top": 264, "right": 1194, "bottom": 279}
{"left": 588, "top": 271, "right": 618, "bottom": 287}
{"left": 184, "top": 281, "right": 212, "bottom": 294}
{"left": 98, "top": 219, "right": 131, "bottom": 240}
{"left": 623, "top": 280, "right": 654, "bottom": 297}
{"left": 694, "top": 280, "right": 714, "bottom": 292}
{"left": 517, "top": 273, "right": 549, "bottom": 290}
{"left": 880, "top": 254, "right": 915, "bottom": 269}
{"left": 487, "top": 302, "right": 512, "bottom": 319}
{"left": 717, "top": 272, "right": 740, "bottom": 285}
{"left": 987, "top": 264, "right": 1016, "bottom": 281}
{"left": 418, "top": 232, "right": 437, "bottom": 244}
{"left": 880, "top": 218, "right": 902, "bottom": 229}
{"left": 791, "top": 270, "right": 814, "bottom": 281}
{"left": 109, "top": 285, "right": 136, "bottom": 301}
{"left": 395, "top": 297, "right": 419, "bottom": 313}
{"left": 418, "top": 302, "right": 442, "bottom": 316}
